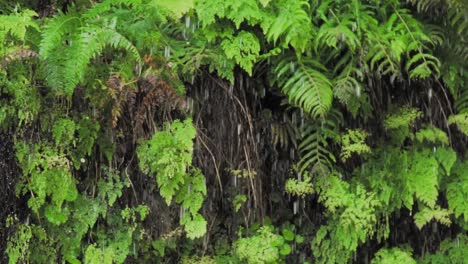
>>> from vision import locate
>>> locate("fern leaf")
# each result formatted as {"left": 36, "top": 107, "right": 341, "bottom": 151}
{"left": 298, "top": 110, "right": 341, "bottom": 175}
{"left": 275, "top": 57, "right": 333, "bottom": 118}
{"left": 262, "top": 0, "right": 312, "bottom": 52}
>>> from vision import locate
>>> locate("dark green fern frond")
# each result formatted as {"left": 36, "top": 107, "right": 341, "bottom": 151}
{"left": 297, "top": 109, "right": 342, "bottom": 175}
{"left": 274, "top": 57, "right": 333, "bottom": 118}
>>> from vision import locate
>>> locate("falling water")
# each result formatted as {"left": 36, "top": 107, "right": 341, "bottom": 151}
{"left": 290, "top": 62, "right": 295, "bottom": 73}
{"left": 237, "top": 124, "right": 242, "bottom": 136}
{"left": 204, "top": 88, "right": 209, "bottom": 99}
{"left": 300, "top": 109, "right": 304, "bottom": 130}
{"left": 293, "top": 200, "right": 299, "bottom": 215}
{"left": 428, "top": 88, "right": 433, "bottom": 101}
{"left": 185, "top": 16, "right": 191, "bottom": 28}
{"left": 164, "top": 46, "right": 170, "bottom": 58}
{"left": 356, "top": 85, "right": 361, "bottom": 97}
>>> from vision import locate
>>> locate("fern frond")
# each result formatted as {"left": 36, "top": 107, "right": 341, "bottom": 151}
{"left": 448, "top": 113, "right": 468, "bottom": 136}
{"left": 275, "top": 57, "right": 333, "bottom": 118}
{"left": 414, "top": 205, "right": 452, "bottom": 229}
{"left": 315, "top": 14, "right": 360, "bottom": 52}
{"left": 0, "top": 9, "right": 39, "bottom": 43}
{"left": 41, "top": 19, "right": 140, "bottom": 96}
{"left": 297, "top": 110, "right": 342, "bottom": 175}
{"left": 262, "top": 0, "right": 312, "bottom": 52}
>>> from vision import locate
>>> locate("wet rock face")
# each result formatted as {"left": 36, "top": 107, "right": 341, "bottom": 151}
{"left": 0, "top": 131, "right": 21, "bottom": 261}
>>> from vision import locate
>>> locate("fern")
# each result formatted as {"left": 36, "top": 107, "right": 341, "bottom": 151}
{"left": 261, "top": 0, "right": 312, "bottom": 52}
{"left": 446, "top": 161, "right": 468, "bottom": 220}
{"left": 274, "top": 57, "right": 333, "bottom": 118}
{"left": 372, "top": 247, "right": 416, "bottom": 264}
{"left": 340, "top": 129, "right": 371, "bottom": 161}
{"left": 448, "top": 113, "right": 468, "bottom": 136}
{"left": 220, "top": 31, "right": 260, "bottom": 75}
{"left": 297, "top": 110, "right": 341, "bottom": 175}
{"left": 419, "top": 234, "right": 468, "bottom": 264}
{"left": 0, "top": 9, "right": 39, "bottom": 44}
{"left": 40, "top": 12, "right": 140, "bottom": 96}
{"left": 137, "top": 118, "right": 207, "bottom": 239}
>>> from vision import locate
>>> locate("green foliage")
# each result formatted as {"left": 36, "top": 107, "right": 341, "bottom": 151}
{"left": 137, "top": 118, "right": 196, "bottom": 204}
{"left": 234, "top": 225, "right": 294, "bottom": 264}
{"left": 384, "top": 107, "right": 422, "bottom": 143}
{"left": 274, "top": 57, "right": 333, "bottom": 118}
{"left": 340, "top": 129, "right": 371, "bottom": 161}
{"left": 0, "top": 9, "right": 39, "bottom": 44}
{"left": 413, "top": 206, "right": 452, "bottom": 229}
{"left": 232, "top": 194, "right": 247, "bottom": 212}
{"left": 2, "top": 1, "right": 468, "bottom": 263}
{"left": 0, "top": 75, "right": 41, "bottom": 128}
{"left": 372, "top": 247, "right": 416, "bottom": 264}
{"left": 15, "top": 141, "right": 78, "bottom": 219}
{"left": 312, "top": 176, "right": 380, "bottom": 264}
{"left": 448, "top": 113, "right": 468, "bottom": 136}
{"left": 40, "top": 11, "right": 140, "bottom": 96}
{"left": 297, "top": 110, "right": 341, "bottom": 175}
{"left": 419, "top": 234, "right": 468, "bottom": 264}
{"left": 5, "top": 217, "right": 33, "bottom": 264}
{"left": 415, "top": 126, "right": 449, "bottom": 145}
{"left": 446, "top": 161, "right": 468, "bottom": 220}
{"left": 221, "top": 31, "right": 260, "bottom": 75}
{"left": 137, "top": 118, "right": 207, "bottom": 239}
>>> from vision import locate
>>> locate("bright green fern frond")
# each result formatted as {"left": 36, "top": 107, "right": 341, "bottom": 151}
{"left": 414, "top": 205, "right": 452, "bottom": 229}
{"left": 275, "top": 57, "right": 333, "bottom": 118}
{"left": 41, "top": 18, "right": 140, "bottom": 96}
{"left": 262, "top": 0, "right": 312, "bottom": 52}
{"left": 0, "top": 9, "right": 39, "bottom": 43}
{"left": 448, "top": 113, "right": 468, "bottom": 136}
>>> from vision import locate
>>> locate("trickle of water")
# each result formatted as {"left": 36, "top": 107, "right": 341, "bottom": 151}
{"left": 204, "top": 88, "right": 209, "bottom": 99}
{"left": 256, "top": 133, "right": 260, "bottom": 144}
{"left": 356, "top": 85, "right": 361, "bottom": 97}
{"left": 233, "top": 174, "right": 237, "bottom": 187}
{"left": 428, "top": 88, "right": 433, "bottom": 101}
{"left": 164, "top": 46, "right": 171, "bottom": 58}
{"left": 187, "top": 97, "right": 193, "bottom": 113}
{"left": 180, "top": 206, "right": 185, "bottom": 220}
{"left": 290, "top": 62, "right": 295, "bottom": 73}
{"left": 293, "top": 200, "right": 299, "bottom": 215}
{"left": 185, "top": 16, "right": 191, "bottom": 28}
{"left": 182, "top": 28, "right": 187, "bottom": 40}
{"left": 237, "top": 124, "right": 242, "bottom": 135}
{"left": 300, "top": 109, "right": 304, "bottom": 129}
